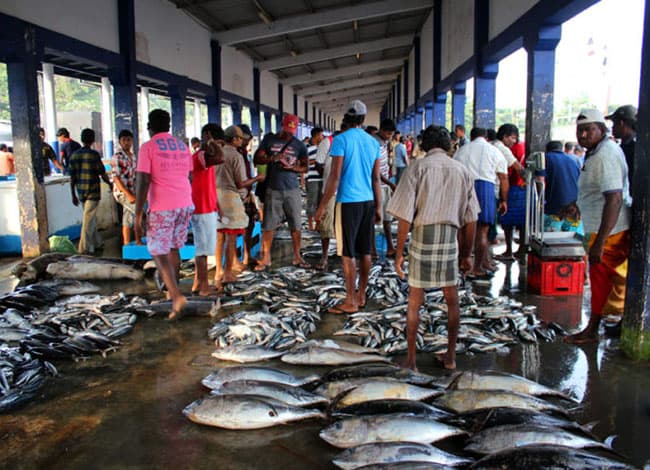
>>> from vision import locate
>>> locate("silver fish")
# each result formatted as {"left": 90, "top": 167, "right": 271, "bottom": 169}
{"left": 183, "top": 395, "right": 325, "bottom": 429}
{"left": 202, "top": 366, "right": 319, "bottom": 389}
{"left": 435, "top": 390, "right": 566, "bottom": 415}
{"left": 333, "top": 442, "right": 473, "bottom": 469}
{"left": 281, "top": 346, "right": 392, "bottom": 366}
{"left": 335, "top": 380, "right": 443, "bottom": 408}
{"left": 211, "top": 345, "right": 285, "bottom": 363}
{"left": 210, "top": 379, "right": 328, "bottom": 407}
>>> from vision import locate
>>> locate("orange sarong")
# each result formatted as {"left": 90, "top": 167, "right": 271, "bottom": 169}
{"left": 587, "top": 230, "right": 629, "bottom": 316}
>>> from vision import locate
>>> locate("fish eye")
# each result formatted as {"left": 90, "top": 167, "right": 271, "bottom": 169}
{"left": 268, "top": 411, "right": 276, "bottom": 417}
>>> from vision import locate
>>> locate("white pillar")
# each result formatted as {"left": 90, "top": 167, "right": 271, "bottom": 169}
{"left": 101, "top": 77, "right": 113, "bottom": 157}
{"left": 140, "top": 87, "right": 149, "bottom": 144}
{"left": 193, "top": 98, "right": 201, "bottom": 138}
{"left": 42, "top": 63, "right": 57, "bottom": 147}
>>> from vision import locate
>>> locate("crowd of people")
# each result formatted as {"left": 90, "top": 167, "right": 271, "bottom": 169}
{"left": 6, "top": 97, "right": 635, "bottom": 368}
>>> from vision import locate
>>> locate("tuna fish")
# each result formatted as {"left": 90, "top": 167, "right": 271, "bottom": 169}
{"left": 333, "top": 442, "right": 473, "bottom": 469}
{"left": 201, "top": 366, "right": 319, "bottom": 389}
{"left": 320, "top": 414, "right": 466, "bottom": 448}
{"left": 211, "top": 345, "right": 285, "bottom": 363}
{"left": 435, "top": 390, "right": 567, "bottom": 415}
{"left": 281, "top": 346, "right": 392, "bottom": 366}
{"left": 46, "top": 260, "right": 144, "bottom": 280}
{"left": 209, "top": 380, "right": 329, "bottom": 407}
{"left": 332, "top": 400, "right": 453, "bottom": 420}
{"left": 183, "top": 395, "right": 325, "bottom": 429}
{"left": 334, "top": 380, "right": 443, "bottom": 408}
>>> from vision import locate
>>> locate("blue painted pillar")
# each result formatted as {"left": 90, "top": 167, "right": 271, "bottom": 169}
{"left": 433, "top": 93, "right": 446, "bottom": 126}
{"left": 396, "top": 77, "right": 402, "bottom": 119}
{"left": 293, "top": 94, "right": 298, "bottom": 116}
{"left": 474, "top": 62, "right": 498, "bottom": 129}
{"left": 313, "top": 105, "right": 317, "bottom": 127}
{"left": 278, "top": 83, "right": 284, "bottom": 125}
{"left": 403, "top": 59, "right": 409, "bottom": 112}
{"left": 304, "top": 101, "right": 309, "bottom": 126}
{"left": 414, "top": 107, "right": 424, "bottom": 134}
{"left": 169, "top": 85, "right": 187, "bottom": 140}
{"left": 425, "top": 102, "right": 433, "bottom": 126}
{"left": 524, "top": 26, "right": 561, "bottom": 153}
{"left": 252, "top": 67, "right": 261, "bottom": 137}
{"left": 452, "top": 82, "right": 466, "bottom": 130}
{"left": 622, "top": 0, "right": 650, "bottom": 359}
{"left": 318, "top": 110, "right": 322, "bottom": 127}
{"left": 113, "top": 0, "right": 139, "bottom": 148}
{"left": 231, "top": 102, "right": 242, "bottom": 125}
{"left": 414, "top": 36, "right": 421, "bottom": 103}
{"left": 208, "top": 39, "right": 222, "bottom": 124}
{"left": 264, "top": 111, "right": 272, "bottom": 135}
{"left": 6, "top": 25, "right": 49, "bottom": 256}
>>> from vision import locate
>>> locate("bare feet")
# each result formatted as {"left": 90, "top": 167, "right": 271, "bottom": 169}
{"left": 221, "top": 272, "right": 238, "bottom": 284}
{"left": 168, "top": 295, "right": 187, "bottom": 320}
{"left": 402, "top": 356, "right": 418, "bottom": 372}
{"left": 564, "top": 330, "right": 599, "bottom": 344}
{"left": 356, "top": 291, "right": 366, "bottom": 309}
{"left": 254, "top": 262, "right": 270, "bottom": 272}
{"left": 328, "top": 302, "right": 358, "bottom": 314}
{"left": 435, "top": 352, "right": 456, "bottom": 370}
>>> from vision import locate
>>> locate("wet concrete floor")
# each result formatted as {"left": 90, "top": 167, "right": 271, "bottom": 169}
{"left": 1, "top": 234, "right": 650, "bottom": 469}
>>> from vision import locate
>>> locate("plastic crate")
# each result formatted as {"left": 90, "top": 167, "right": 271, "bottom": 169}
{"left": 527, "top": 253, "right": 585, "bottom": 296}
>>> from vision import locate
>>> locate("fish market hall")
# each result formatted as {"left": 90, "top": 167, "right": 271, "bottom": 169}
{"left": 1, "top": 0, "right": 650, "bottom": 468}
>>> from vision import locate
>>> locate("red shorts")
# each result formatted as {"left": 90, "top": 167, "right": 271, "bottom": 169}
{"left": 218, "top": 228, "right": 245, "bottom": 235}
{"left": 147, "top": 206, "right": 194, "bottom": 255}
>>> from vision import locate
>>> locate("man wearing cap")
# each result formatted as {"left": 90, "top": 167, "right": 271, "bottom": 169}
{"left": 56, "top": 128, "right": 81, "bottom": 174}
{"left": 314, "top": 100, "right": 382, "bottom": 314}
{"left": 216, "top": 125, "right": 264, "bottom": 284}
{"left": 606, "top": 105, "right": 637, "bottom": 184}
{"left": 565, "top": 109, "right": 632, "bottom": 344}
{"left": 253, "top": 114, "right": 309, "bottom": 270}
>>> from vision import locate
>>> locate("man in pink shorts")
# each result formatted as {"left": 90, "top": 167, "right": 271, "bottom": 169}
{"left": 135, "top": 109, "right": 194, "bottom": 319}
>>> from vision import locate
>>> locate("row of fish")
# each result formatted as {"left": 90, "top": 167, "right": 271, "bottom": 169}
{"left": 333, "top": 290, "right": 566, "bottom": 354}
{"left": 183, "top": 364, "right": 633, "bottom": 469}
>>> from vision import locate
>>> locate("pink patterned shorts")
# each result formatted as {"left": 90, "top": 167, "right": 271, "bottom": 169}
{"left": 147, "top": 206, "right": 194, "bottom": 256}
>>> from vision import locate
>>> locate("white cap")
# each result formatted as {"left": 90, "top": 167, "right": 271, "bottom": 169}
{"left": 576, "top": 109, "right": 606, "bottom": 126}
{"left": 346, "top": 99, "right": 367, "bottom": 116}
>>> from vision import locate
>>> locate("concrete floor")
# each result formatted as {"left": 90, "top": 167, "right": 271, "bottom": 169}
{"left": 1, "top": 233, "right": 649, "bottom": 469}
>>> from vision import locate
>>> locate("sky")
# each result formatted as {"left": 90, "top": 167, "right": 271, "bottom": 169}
{"left": 494, "top": 0, "right": 646, "bottom": 111}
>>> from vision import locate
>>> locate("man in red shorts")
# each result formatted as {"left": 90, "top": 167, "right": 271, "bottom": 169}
{"left": 135, "top": 109, "right": 194, "bottom": 319}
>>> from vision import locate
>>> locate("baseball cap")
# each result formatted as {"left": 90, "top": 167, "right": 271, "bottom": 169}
{"left": 576, "top": 109, "right": 606, "bottom": 126}
{"left": 605, "top": 105, "right": 637, "bottom": 123}
{"left": 238, "top": 124, "right": 253, "bottom": 139}
{"left": 224, "top": 125, "right": 244, "bottom": 139}
{"left": 282, "top": 114, "right": 299, "bottom": 135}
{"left": 346, "top": 99, "right": 367, "bottom": 116}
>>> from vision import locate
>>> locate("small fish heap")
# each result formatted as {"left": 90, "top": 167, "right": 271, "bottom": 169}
{"left": 334, "top": 290, "right": 566, "bottom": 354}
{"left": 0, "top": 345, "right": 57, "bottom": 413}
{"left": 182, "top": 363, "right": 633, "bottom": 469}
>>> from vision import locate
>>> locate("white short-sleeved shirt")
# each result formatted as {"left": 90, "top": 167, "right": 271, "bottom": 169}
{"left": 493, "top": 139, "right": 517, "bottom": 167}
{"left": 454, "top": 137, "right": 507, "bottom": 183}
{"left": 577, "top": 138, "right": 631, "bottom": 234}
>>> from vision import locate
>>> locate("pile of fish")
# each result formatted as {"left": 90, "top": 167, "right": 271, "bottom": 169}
{"left": 0, "top": 345, "right": 57, "bottom": 413}
{"left": 182, "top": 364, "right": 633, "bottom": 468}
{"left": 334, "top": 290, "right": 566, "bottom": 354}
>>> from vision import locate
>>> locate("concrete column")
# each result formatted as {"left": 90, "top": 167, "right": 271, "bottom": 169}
{"left": 139, "top": 87, "right": 149, "bottom": 143}
{"left": 208, "top": 40, "right": 222, "bottom": 125}
{"left": 41, "top": 63, "right": 58, "bottom": 157}
{"left": 169, "top": 85, "right": 187, "bottom": 140}
{"left": 264, "top": 111, "right": 272, "bottom": 135}
{"left": 252, "top": 67, "right": 261, "bottom": 136}
{"left": 231, "top": 102, "right": 242, "bottom": 125}
{"left": 101, "top": 77, "right": 113, "bottom": 157}
{"left": 433, "top": 93, "right": 446, "bottom": 126}
{"left": 452, "top": 82, "right": 466, "bottom": 130}
{"left": 293, "top": 93, "right": 298, "bottom": 116}
{"left": 524, "top": 26, "right": 561, "bottom": 154}
{"left": 318, "top": 110, "right": 322, "bottom": 127}
{"left": 414, "top": 36, "right": 421, "bottom": 102}
{"left": 396, "top": 78, "right": 401, "bottom": 117}
{"left": 424, "top": 102, "right": 433, "bottom": 126}
{"left": 474, "top": 63, "right": 498, "bottom": 129}
{"left": 414, "top": 107, "right": 424, "bottom": 133}
{"left": 622, "top": 1, "right": 650, "bottom": 360}
{"left": 403, "top": 60, "right": 409, "bottom": 111}
{"left": 193, "top": 98, "right": 201, "bottom": 138}
{"left": 113, "top": 0, "right": 139, "bottom": 148}
{"left": 278, "top": 83, "right": 284, "bottom": 125}
{"left": 7, "top": 26, "right": 49, "bottom": 256}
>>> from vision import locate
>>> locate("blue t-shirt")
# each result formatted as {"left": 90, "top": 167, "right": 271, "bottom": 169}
{"left": 394, "top": 143, "right": 407, "bottom": 168}
{"left": 544, "top": 150, "right": 581, "bottom": 215}
{"left": 330, "top": 128, "right": 380, "bottom": 203}
{"left": 260, "top": 134, "right": 308, "bottom": 190}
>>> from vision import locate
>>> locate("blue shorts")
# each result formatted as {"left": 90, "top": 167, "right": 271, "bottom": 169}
{"left": 475, "top": 180, "right": 496, "bottom": 225}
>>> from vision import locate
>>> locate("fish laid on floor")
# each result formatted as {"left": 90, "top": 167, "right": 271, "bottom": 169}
{"left": 211, "top": 344, "right": 285, "bottom": 363}
{"left": 320, "top": 413, "right": 466, "bottom": 448}
{"left": 0, "top": 345, "right": 57, "bottom": 413}
{"left": 333, "top": 442, "right": 473, "bottom": 470}
{"left": 464, "top": 424, "right": 612, "bottom": 454}
{"left": 434, "top": 390, "right": 568, "bottom": 415}
{"left": 281, "top": 346, "right": 392, "bottom": 366}
{"left": 332, "top": 400, "right": 453, "bottom": 420}
{"left": 452, "top": 370, "right": 577, "bottom": 401}
{"left": 183, "top": 395, "right": 325, "bottom": 429}
{"left": 46, "top": 258, "right": 144, "bottom": 280}
{"left": 318, "top": 363, "right": 447, "bottom": 388}
{"left": 209, "top": 379, "right": 329, "bottom": 407}
{"left": 334, "top": 380, "right": 443, "bottom": 408}
{"left": 201, "top": 366, "right": 319, "bottom": 389}
{"left": 468, "top": 444, "right": 634, "bottom": 470}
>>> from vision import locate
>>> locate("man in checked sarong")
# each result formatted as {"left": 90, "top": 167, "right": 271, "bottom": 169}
{"left": 388, "top": 125, "right": 479, "bottom": 370}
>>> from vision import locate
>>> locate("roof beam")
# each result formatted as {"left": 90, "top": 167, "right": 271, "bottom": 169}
{"left": 283, "top": 58, "right": 403, "bottom": 87}
{"left": 257, "top": 35, "right": 413, "bottom": 71}
{"left": 309, "top": 83, "right": 392, "bottom": 104}
{"left": 301, "top": 74, "right": 396, "bottom": 97}
{"left": 213, "top": 0, "right": 432, "bottom": 46}
{"left": 318, "top": 98, "right": 388, "bottom": 113}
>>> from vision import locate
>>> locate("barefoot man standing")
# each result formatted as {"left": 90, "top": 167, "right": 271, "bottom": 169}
{"left": 388, "top": 126, "right": 479, "bottom": 370}
{"left": 135, "top": 109, "right": 194, "bottom": 319}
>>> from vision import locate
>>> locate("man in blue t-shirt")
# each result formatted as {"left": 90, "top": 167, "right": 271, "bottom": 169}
{"left": 542, "top": 140, "right": 581, "bottom": 217}
{"left": 315, "top": 100, "right": 382, "bottom": 314}
{"left": 253, "top": 114, "right": 308, "bottom": 270}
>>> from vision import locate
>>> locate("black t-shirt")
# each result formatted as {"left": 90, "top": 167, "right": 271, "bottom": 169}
{"left": 620, "top": 138, "right": 635, "bottom": 183}
{"left": 60, "top": 139, "right": 81, "bottom": 171}
{"left": 260, "top": 134, "right": 307, "bottom": 190}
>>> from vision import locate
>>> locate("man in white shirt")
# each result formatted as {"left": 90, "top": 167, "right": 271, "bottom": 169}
{"left": 454, "top": 127, "right": 508, "bottom": 278}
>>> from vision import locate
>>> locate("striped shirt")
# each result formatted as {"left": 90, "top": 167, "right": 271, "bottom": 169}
{"left": 306, "top": 144, "right": 320, "bottom": 181}
{"left": 387, "top": 149, "right": 480, "bottom": 228}
{"left": 69, "top": 147, "right": 105, "bottom": 201}
{"left": 373, "top": 134, "right": 390, "bottom": 184}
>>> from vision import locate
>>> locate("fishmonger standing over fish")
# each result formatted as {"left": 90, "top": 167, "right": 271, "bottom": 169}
{"left": 388, "top": 125, "right": 479, "bottom": 370}
{"left": 134, "top": 109, "right": 194, "bottom": 319}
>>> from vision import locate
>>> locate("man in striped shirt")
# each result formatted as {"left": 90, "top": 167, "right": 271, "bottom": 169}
{"left": 306, "top": 127, "right": 325, "bottom": 231}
